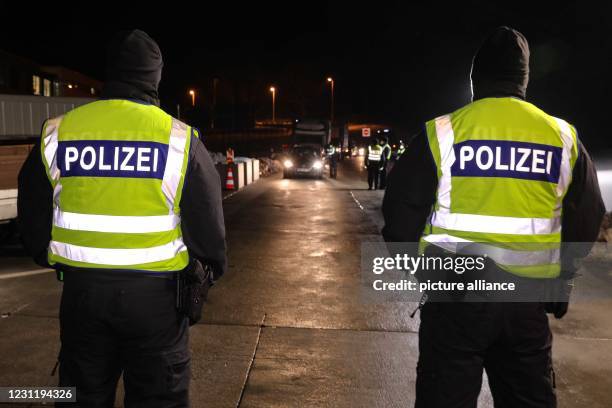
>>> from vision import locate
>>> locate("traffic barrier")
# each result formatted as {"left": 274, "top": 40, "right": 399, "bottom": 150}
{"left": 244, "top": 159, "right": 253, "bottom": 185}
{"left": 233, "top": 158, "right": 254, "bottom": 186}
{"left": 234, "top": 163, "right": 245, "bottom": 189}
{"left": 253, "top": 159, "right": 260, "bottom": 181}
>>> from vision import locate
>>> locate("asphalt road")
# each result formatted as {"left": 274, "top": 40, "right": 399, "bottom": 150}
{"left": 1, "top": 158, "right": 611, "bottom": 407}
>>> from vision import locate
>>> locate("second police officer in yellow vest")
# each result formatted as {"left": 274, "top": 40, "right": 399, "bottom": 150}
{"left": 18, "top": 30, "right": 227, "bottom": 407}
{"left": 379, "top": 136, "right": 392, "bottom": 189}
{"left": 366, "top": 138, "right": 386, "bottom": 190}
{"left": 325, "top": 143, "right": 338, "bottom": 178}
{"left": 382, "top": 27, "right": 604, "bottom": 408}
{"left": 396, "top": 141, "right": 406, "bottom": 157}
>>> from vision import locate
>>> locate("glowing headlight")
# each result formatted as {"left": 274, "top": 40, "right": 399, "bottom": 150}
{"left": 313, "top": 160, "right": 323, "bottom": 169}
{"left": 284, "top": 159, "right": 293, "bottom": 168}
{"left": 358, "top": 148, "right": 365, "bottom": 156}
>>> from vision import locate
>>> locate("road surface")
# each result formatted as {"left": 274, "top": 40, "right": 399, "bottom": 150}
{"left": 1, "top": 158, "right": 611, "bottom": 407}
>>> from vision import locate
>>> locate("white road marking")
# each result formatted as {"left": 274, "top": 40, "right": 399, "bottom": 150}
{"left": 0, "top": 268, "right": 54, "bottom": 280}
{"left": 349, "top": 191, "right": 365, "bottom": 211}
{"left": 223, "top": 190, "right": 240, "bottom": 201}
{"left": 1, "top": 303, "right": 31, "bottom": 318}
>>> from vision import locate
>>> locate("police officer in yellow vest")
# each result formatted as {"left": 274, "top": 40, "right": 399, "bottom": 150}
{"left": 18, "top": 30, "right": 227, "bottom": 407}
{"left": 379, "top": 136, "right": 392, "bottom": 189}
{"left": 366, "top": 138, "right": 385, "bottom": 190}
{"left": 325, "top": 143, "right": 338, "bottom": 178}
{"left": 396, "top": 141, "right": 406, "bottom": 157}
{"left": 382, "top": 27, "right": 604, "bottom": 407}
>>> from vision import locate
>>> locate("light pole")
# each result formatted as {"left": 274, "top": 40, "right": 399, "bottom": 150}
{"left": 270, "top": 86, "right": 276, "bottom": 123}
{"left": 327, "top": 77, "right": 335, "bottom": 123}
{"left": 189, "top": 89, "right": 195, "bottom": 107}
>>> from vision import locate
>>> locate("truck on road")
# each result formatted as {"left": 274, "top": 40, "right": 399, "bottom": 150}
{"left": 0, "top": 94, "right": 94, "bottom": 232}
{"left": 292, "top": 118, "right": 331, "bottom": 148}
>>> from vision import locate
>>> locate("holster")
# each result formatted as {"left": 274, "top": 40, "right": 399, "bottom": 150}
{"left": 176, "top": 259, "right": 213, "bottom": 325}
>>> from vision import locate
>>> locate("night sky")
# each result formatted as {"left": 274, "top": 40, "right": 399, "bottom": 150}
{"left": 1, "top": 1, "right": 611, "bottom": 148}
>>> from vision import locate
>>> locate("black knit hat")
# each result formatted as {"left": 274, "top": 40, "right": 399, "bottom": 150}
{"left": 471, "top": 26, "right": 530, "bottom": 100}
{"left": 103, "top": 30, "right": 163, "bottom": 105}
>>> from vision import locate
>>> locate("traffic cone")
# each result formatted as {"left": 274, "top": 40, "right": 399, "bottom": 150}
{"left": 225, "top": 166, "right": 235, "bottom": 190}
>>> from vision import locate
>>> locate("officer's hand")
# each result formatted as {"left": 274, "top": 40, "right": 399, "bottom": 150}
{"left": 545, "top": 301, "right": 569, "bottom": 319}
{"left": 544, "top": 278, "right": 573, "bottom": 319}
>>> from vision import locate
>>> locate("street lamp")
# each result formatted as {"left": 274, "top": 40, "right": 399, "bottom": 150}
{"left": 188, "top": 89, "right": 195, "bottom": 107}
{"left": 327, "top": 77, "right": 334, "bottom": 123}
{"left": 269, "top": 86, "right": 276, "bottom": 123}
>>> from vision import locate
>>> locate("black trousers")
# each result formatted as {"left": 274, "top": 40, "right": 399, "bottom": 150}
{"left": 367, "top": 163, "right": 380, "bottom": 189}
{"left": 57, "top": 272, "right": 190, "bottom": 408}
{"left": 379, "top": 162, "right": 388, "bottom": 189}
{"left": 329, "top": 158, "right": 337, "bottom": 178}
{"left": 416, "top": 302, "right": 555, "bottom": 408}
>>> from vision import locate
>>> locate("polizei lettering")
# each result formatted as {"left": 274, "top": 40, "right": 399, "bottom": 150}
{"left": 57, "top": 140, "right": 168, "bottom": 179}
{"left": 450, "top": 140, "right": 562, "bottom": 183}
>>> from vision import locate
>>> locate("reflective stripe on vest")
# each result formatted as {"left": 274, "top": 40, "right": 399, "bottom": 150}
{"left": 383, "top": 144, "right": 392, "bottom": 160}
{"left": 53, "top": 208, "right": 181, "bottom": 233}
{"left": 49, "top": 239, "right": 186, "bottom": 266}
{"left": 41, "top": 100, "right": 191, "bottom": 272}
{"left": 422, "top": 98, "right": 578, "bottom": 278}
{"left": 423, "top": 234, "right": 561, "bottom": 267}
{"left": 368, "top": 145, "right": 382, "bottom": 161}
{"left": 162, "top": 119, "right": 190, "bottom": 212}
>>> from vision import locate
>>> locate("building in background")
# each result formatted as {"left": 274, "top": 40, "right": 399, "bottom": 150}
{"left": 0, "top": 50, "right": 101, "bottom": 98}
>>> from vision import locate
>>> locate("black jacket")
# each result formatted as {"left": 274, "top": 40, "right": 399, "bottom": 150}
{"left": 382, "top": 27, "right": 605, "bottom": 261}
{"left": 17, "top": 30, "right": 227, "bottom": 279}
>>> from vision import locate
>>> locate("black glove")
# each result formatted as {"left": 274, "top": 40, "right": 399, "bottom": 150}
{"left": 544, "top": 278, "right": 573, "bottom": 319}
{"left": 545, "top": 301, "right": 568, "bottom": 319}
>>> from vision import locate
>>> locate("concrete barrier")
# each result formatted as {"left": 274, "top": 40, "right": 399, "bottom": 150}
{"left": 216, "top": 160, "right": 263, "bottom": 191}
{"left": 234, "top": 162, "right": 245, "bottom": 189}
{"left": 244, "top": 159, "right": 253, "bottom": 185}
{"left": 253, "top": 159, "right": 260, "bottom": 181}
{"left": 233, "top": 158, "right": 253, "bottom": 185}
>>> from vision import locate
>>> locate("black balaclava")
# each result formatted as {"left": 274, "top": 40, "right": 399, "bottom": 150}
{"left": 102, "top": 30, "right": 163, "bottom": 106}
{"left": 470, "top": 26, "right": 530, "bottom": 101}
